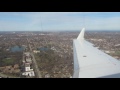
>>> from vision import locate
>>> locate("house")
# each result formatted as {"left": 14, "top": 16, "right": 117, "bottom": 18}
{"left": 25, "top": 63, "right": 31, "bottom": 71}
{"left": 22, "top": 71, "right": 35, "bottom": 77}
{"left": 22, "top": 63, "right": 35, "bottom": 77}
{"left": 33, "top": 50, "right": 40, "bottom": 53}
{"left": 24, "top": 52, "right": 30, "bottom": 57}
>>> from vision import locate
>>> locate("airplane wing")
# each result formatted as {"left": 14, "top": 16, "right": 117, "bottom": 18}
{"left": 73, "top": 28, "right": 120, "bottom": 78}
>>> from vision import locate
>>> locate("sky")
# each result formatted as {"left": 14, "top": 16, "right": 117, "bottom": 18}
{"left": 0, "top": 12, "right": 120, "bottom": 31}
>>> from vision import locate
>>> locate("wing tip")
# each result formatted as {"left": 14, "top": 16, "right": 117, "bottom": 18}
{"left": 77, "top": 28, "right": 85, "bottom": 40}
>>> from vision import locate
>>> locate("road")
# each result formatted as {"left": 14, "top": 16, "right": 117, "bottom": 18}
{"left": 20, "top": 51, "right": 25, "bottom": 78}
{"left": 27, "top": 38, "right": 42, "bottom": 78}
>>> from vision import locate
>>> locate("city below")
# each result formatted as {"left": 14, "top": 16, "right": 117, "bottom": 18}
{"left": 0, "top": 30, "right": 120, "bottom": 78}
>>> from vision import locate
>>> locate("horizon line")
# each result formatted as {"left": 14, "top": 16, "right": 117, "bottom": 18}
{"left": 0, "top": 30, "right": 120, "bottom": 32}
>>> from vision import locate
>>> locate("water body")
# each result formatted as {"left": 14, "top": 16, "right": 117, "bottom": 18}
{"left": 37, "top": 47, "right": 49, "bottom": 51}
{"left": 10, "top": 46, "right": 25, "bottom": 52}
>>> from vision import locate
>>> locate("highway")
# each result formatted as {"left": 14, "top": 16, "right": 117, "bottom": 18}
{"left": 27, "top": 38, "right": 41, "bottom": 78}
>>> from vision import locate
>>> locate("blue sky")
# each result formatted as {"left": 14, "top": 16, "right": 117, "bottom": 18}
{"left": 0, "top": 12, "right": 120, "bottom": 31}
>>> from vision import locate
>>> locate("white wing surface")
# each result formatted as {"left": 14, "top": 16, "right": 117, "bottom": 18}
{"left": 73, "top": 28, "right": 120, "bottom": 78}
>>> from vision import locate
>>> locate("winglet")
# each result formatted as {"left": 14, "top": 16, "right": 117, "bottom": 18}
{"left": 77, "top": 28, "right": 85, "bottom": 41}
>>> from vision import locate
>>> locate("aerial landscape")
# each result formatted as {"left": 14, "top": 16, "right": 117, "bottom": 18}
{"left": 0, "top": 12, "right": 120, "bottom": 78}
